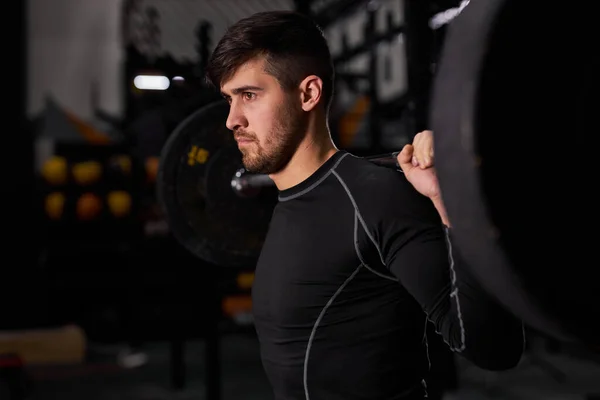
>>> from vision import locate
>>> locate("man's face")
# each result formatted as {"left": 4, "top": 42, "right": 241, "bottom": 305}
{"left": 221, "top": 58, "right": 307, "bottom": 174}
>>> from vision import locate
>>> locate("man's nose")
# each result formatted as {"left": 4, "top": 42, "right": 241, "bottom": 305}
{"left": 226, "top": 103, "right": 246, "bottom": 132}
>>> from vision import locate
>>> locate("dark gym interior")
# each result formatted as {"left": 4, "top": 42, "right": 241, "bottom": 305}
{"left": 3, "top": 0, "right": 599, "bottom": 399}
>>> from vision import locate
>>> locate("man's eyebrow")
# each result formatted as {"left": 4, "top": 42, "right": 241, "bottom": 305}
{"left": 221, "top": 85, "right": 264, "bottom": 97}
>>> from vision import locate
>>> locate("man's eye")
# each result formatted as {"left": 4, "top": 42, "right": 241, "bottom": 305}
{"left": 243, "top": 92, "right": 256, "bottom": 100}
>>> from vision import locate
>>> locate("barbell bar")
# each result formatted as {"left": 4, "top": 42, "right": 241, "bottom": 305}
{"left": 229, "top": 153, "right": 400, "bottom": 197}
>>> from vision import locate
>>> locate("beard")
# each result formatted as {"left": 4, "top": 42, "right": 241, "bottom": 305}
{"left": 238, "top": 100, "right": 308, "bottom": 175}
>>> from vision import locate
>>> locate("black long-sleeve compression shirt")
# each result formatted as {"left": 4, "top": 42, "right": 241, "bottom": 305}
{"left": 252, "top": 150, "right": 524, "bottom": 400}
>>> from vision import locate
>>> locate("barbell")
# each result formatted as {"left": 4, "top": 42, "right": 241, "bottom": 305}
{"left": 156, "top": 0, "right": 599, "bottom": 347}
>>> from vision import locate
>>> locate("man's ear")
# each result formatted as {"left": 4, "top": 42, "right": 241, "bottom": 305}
{"left": 298, "top": 75, "right": 323, "bottom": 112}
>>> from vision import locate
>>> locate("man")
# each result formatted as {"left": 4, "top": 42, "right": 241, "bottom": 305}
{"left": 206, "top": 10, "right": 524, "bottom": 400}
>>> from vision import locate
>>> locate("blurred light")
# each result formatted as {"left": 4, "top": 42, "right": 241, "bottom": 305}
{"left": 172, "top": 76, "right": 185, "bottom": 81}
{"left": 133, "top": 75, "right": 170, "bottom": 90}
{"left": 429, "top": 0, "right": 470, "bottom": 29}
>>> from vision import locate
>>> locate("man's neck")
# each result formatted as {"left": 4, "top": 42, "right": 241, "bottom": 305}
{"left": 269, "top": 123, "right": 338, "bottom": 191}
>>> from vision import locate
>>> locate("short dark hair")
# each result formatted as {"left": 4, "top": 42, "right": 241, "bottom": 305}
{"left": 205, "top": 10, "right": 335, "bottom": 112}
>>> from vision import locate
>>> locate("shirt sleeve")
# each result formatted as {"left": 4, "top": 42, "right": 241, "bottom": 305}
{"left": 368, "top": 174, "right": 525, "bottom": 371}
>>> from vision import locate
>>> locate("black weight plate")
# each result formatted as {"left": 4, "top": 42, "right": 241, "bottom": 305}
{"left": 431, "top": 0, "right": 599, "bottom": 344}
{"left": 157, "top": 100, "right": 278, "bottom": 268}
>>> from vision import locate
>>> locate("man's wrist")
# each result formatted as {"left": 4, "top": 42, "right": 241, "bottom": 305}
{"left": 430, "top": 195, "right": 451, "bottom": 227}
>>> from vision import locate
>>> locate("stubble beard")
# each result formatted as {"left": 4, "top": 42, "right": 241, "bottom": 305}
{"left": 240, "top": 102, "right": 307, "bottom": 175}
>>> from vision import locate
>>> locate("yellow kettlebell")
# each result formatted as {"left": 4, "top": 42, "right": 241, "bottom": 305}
{"left": 72, "top": 161, "right": 103, "bottom": 186}
{"left": 45, "top": 192, "right": 66, "bottom": 220}
{"left": 107, "top": 191, "right": 132, "bottom": 218}
{"left": 41, "top": 156, "right": 68, "bottom": 185}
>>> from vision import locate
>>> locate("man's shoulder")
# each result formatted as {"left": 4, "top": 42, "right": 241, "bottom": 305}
{"left": 335, "top": 152, "right": 412, "bottom": 196}
{"left": 335, "top": 152, "right": 436, "bottom": 221}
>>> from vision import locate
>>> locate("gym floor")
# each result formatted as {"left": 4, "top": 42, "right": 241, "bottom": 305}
{"left": 20, "top": 332, "right": 600, "bottom": 400}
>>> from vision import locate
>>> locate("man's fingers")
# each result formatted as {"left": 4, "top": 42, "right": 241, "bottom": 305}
{"left": 401, "top": 130, "right": 435, "bottom": 172}
{"left": 421, "top": 133, "right": 434, "bottom": 168}
{"left": 397, "top": 144, "right": 414, "bottom": 173}
{"left": 398, "top": 144, "right": 413, "bottom": 163}
{"left": 411, "top": 134, "right": 422, "bottom": 167}
{"left": 413, "top": 130, "right": 434, "bottom": 169}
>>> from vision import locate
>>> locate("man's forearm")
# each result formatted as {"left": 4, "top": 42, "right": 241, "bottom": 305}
{"left": 431, "top": 195, "right": 451, "bottom": 227}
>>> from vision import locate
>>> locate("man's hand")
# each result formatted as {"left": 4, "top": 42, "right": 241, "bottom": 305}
{"left": 397, "top": 130, "right": 451, "bottom": 226}
{"left": 397, "top": 130, "right": 440, "bottom": 199}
